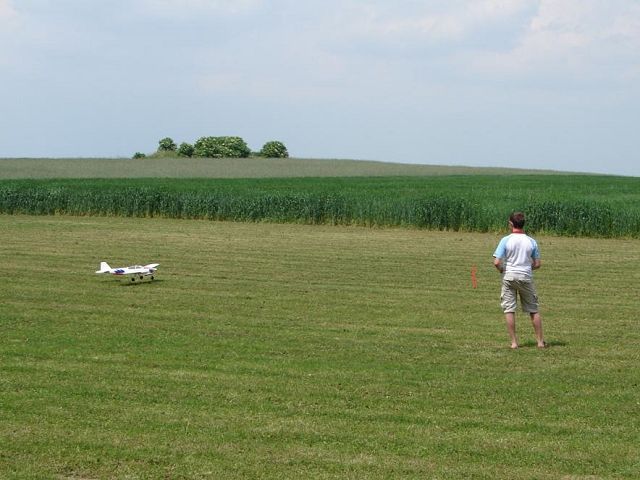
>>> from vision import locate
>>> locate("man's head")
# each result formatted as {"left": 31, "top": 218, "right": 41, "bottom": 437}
{"left": 509, "top": 211, "right": 526, "bottom": 229}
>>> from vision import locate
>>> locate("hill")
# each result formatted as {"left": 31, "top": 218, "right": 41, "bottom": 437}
{"left": 0, "top": 157, "right": 576, "bottom": 179}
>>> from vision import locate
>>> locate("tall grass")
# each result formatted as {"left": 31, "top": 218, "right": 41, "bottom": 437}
{"left": 1, "top": 176, "right": 639, "bottom": 237}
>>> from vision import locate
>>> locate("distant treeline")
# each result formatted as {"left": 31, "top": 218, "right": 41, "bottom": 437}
{"left": 134, "top": 136, "right": 289, "bottom": 159}
{"left": 1, "top": 176, "right": 639, "bottom": 237}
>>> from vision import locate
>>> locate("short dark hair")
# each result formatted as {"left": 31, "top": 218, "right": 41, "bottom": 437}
{"left": 509, "top": 211, "right": 526, "bottom": 229}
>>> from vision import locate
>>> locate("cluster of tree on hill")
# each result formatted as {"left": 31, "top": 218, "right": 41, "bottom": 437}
{"left": 132, "top": 137, "right": 288, "bottom": 159}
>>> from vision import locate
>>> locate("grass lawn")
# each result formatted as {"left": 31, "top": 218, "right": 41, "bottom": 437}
{"left": 1, "top": 215, "right": 639, "bottom": 479}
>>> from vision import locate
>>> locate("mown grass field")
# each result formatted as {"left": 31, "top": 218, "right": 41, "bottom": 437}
{"left": 1, "top": 215, "right": 639, "bottom": 479}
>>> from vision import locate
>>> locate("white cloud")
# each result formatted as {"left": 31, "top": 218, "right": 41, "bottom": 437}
{"left": 471, "top": 0, "right": 640, "bottom": 81}
{"left": 311, "top": 0, "right": 639, "bottom": 91}
{"left": 0, "top": 0, "right": 13, "bottom": 15}
{"left": 0, "top": 0, "right": 17, "bottom": 25}
{"left": 136, "top": 0, "right": 263, "bottom": 17}
{"left": 341, "top": 0, "right": 536, "bottom": 43}
{"left": 128, "top": 0, "right": 640, "bottom": 105}
{"left": 0, "top": 0, "right": 19, "bottom": 65}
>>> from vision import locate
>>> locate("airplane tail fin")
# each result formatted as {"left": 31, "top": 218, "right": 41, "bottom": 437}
{"left": 96, "top": 262, "right": 111, "bottom": 274}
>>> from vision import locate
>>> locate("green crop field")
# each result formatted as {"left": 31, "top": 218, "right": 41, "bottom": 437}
{"left": 2, "top": 174, "right": 640, "bottom": 237}
{"left": 1, "top": 215, "right": 639, "bottom": 479}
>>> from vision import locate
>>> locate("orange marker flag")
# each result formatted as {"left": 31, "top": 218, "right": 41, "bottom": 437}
{"left": 471, "top": 265, "right": 478, "bottom": 289}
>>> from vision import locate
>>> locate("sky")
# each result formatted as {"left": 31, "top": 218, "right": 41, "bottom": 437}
{"left": 1, "top": 0, "right": 639, "bottom": 176}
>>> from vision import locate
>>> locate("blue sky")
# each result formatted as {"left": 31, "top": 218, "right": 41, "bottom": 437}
{"left": 1, "top": 0, "right": 639, "bottom": 176}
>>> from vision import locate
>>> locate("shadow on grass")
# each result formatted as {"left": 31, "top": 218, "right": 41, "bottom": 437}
{"left": 117, "top": 279, "right": 165, "bottom": 287}
{"left": 518, "top": 339, "right": 567, "bottom": 349}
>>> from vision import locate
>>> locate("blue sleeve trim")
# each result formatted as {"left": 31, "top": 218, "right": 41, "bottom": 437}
{"left": 530, "top": 238, "right": 540, "bottom": 259}
{"left": 493, "top": 236, "right": 509, "bottom": 258}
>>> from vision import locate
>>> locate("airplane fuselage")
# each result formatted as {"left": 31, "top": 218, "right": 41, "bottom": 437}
{"left": 96, "top": 262, "right": 160, "bottom": 282}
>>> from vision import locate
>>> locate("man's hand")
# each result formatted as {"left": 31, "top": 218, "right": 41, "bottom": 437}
{"left": 493, "top": 257, "right": 504, "bottom": 274}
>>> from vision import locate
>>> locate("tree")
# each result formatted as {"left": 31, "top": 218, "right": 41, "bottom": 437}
{"left": 177, "top": 142, "right": 195, "bottom": 157}
{"left": 193, "top": 136, "right": 251, "bottom": 158}
{"left": 158, "top": 137, "right": 177, "bottom": 152}
{"left": 260, "top": 141, "right": 289, "bottom": 158}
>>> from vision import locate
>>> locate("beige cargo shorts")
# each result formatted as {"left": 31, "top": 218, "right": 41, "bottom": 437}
{"left": 500, "top": 275, "right": 539, "bottom": 313}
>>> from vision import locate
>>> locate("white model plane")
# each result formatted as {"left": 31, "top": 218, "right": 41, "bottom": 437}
{"left": 96, "top": 262, "right": 159, "bottom": 282}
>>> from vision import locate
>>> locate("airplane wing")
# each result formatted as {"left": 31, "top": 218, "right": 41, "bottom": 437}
{"left": 122, "top": 265, "right": 159, "bottom": 276}
{"left": 121, "top": 266, "right": 146, "bottom": 275}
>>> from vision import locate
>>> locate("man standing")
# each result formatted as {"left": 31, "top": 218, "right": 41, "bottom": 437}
{"left": 493, "top": 212, "right": 546, "bottom": 349}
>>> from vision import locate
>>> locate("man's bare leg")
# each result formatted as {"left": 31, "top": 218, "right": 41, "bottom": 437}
{"left": 530, "top": 312, "right": 545, "bottom": 347}
{"left": 505, "top": 312, "right": 518, "bottom": 349}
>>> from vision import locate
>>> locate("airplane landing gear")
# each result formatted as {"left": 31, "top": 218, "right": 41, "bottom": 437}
{"left": 121, "top": 274, "right": 158, "bottom": 284}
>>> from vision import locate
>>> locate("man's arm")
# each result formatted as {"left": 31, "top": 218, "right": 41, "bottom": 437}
{"left": 531, "top": 239, "right": 541, "bottom": 270}
{"left": 493, "top": 257, "right": 504, "bottom": 273}
{"left": 493, "top": 237, "right": 508, "bottom": 274}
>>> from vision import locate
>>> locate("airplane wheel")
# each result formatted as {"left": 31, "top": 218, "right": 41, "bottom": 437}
{"left": 139, "top": 276, "right": 144, "bottom": 280}
{"left": 131, "top": 278, "right": 135, "bottom": 282}
{"left": 150, "top": 276, "right": 155, "bottom": 280}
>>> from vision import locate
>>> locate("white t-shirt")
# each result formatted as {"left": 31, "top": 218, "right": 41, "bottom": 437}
{"left": 493, "top": 232, "right": 540, "bottom": 279}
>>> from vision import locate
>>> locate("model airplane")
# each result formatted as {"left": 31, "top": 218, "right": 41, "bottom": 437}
{"left": 96, "top": 262, "right": 159, "bottom": 282}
